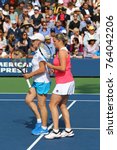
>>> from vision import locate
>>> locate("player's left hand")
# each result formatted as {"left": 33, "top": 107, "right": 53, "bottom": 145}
{"left": 23, "top": 73, "right": 31, "bottom": 79}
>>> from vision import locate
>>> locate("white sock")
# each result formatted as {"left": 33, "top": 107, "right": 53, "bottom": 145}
{"left": 53, "top": 129, "right": 59, "bottom": 133}
{"left": 41, "top": 126, "right": 47, "bottom": 130}
{"left": 37, "top": 119, "right": 42, "bottom": 123}
{"left": 65, "top": 128, "right": 71, "bottom": 132}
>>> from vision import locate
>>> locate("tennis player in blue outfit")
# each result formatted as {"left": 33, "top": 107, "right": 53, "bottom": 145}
{"left": 23, "top": 33, "right": 51, "bottom": 135}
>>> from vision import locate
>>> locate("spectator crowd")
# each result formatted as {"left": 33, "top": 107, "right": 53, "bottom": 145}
{"left": 0, "top": 0, "right": 100, "bottom": 59}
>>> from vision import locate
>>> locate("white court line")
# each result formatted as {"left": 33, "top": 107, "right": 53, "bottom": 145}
{"left": 0, "top": 93, "right": 100, "bottom": 95}
{"left": 60, "top": 127, "right": 100, "bottom": 130}
{"left": 26, "top": 100, "right": 77, "bottom": 150}
{"left": 0, "top": 99, "right": 100, "bottom": 102}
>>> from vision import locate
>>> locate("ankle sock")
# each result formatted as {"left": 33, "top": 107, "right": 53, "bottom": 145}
{"left": 53, "top": 129, "right": 59, "bottom": 133}
{"left": 37, "top": 119, "right": 42, "bottom": 123}
{"left": 42, "top": 126, "right": 47, "bottom": 130}
{"left": 65, "top": 128, "right": 72, "bottom": 132}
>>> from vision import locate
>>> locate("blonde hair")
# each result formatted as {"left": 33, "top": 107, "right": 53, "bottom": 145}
{"left": 55, "top": 33, "right": 66, "bottom": 43}
{"left": 73, "top": 28, "right": 79, "bottom": 34}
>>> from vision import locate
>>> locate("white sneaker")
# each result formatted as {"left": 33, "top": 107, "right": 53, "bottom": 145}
{"left": 61, "top": 130, "right": 74, "bottom": 138}
{"left": 45, "top": 130, "right": 61, "bottom": 139}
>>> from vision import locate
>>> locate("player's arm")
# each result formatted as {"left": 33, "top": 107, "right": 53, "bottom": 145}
{"left": 23, "top": 61, "right": 46, "bottom": 79}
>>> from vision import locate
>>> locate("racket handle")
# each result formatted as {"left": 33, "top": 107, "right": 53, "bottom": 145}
{"left": 26, "top": 79, "right": 31, "bottom": 88}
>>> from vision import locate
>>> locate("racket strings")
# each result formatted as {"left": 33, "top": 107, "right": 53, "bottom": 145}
{"left": 39, "top": 44, "right": 53, "bottom": 61}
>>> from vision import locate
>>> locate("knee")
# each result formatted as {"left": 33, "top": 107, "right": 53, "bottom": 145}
{"left": 25, "top": 98, "right": 31, "bottom": 105}
{"left": 49, "top": 101, "right": 57, "bottom": 111}
{"left": 59, "top": 104, "right": 66, "bottom": 110}
{"left": 38, "top": 101, "right": 46, "bottom": 108}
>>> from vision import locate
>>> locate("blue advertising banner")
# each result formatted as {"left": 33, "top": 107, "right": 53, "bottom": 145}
{"left": 71, "top": 58, "right": 100, "bottom": 77}
{"left": 0, "top": 58, "right": 32, "bottom": 76}
{"left": 0, "top": 58, "right": 100, "bottom": 77}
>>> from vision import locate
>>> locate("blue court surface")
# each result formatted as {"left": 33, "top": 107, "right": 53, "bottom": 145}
{"left": 0, "top": 94, "right": 100, "bottom": 150}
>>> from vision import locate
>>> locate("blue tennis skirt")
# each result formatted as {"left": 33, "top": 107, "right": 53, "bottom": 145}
{"left": 32, "top": 82, "right": 51, "bottom": 95}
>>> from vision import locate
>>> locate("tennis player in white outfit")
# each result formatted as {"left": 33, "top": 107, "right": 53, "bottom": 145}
{"left": 23, "top": 33, "right": 51, "bottom": 135}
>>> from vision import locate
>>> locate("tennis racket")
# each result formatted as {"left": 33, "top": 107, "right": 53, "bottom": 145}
{"left": 11, "top": 50, "right": 31, "bottom": 88}
{"left": 39, "top": 43, "right": 53, "bottom": 62}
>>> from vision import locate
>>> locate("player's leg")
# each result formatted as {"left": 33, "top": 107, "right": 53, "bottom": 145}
{"left": 59, "top": 95, "right": 74, "bottom": 137}
{"left": 25, "top": 88, "right": 42, "bottom": 134}
{"left": 31, "top": 82, "right": 51, "bottom": 135}
{"left": 59, "top": 95, "right": 71, "bottom": 128}
{"left": 49, "top": 94, "right": 62, "bottom": 129}
{"left": 45, "top": 94, "right": 62, "bottom": 139}
{"left": 25, "top": 87, "right": 41, "bottom": 120}
{"left": 31, "top": 94, "right": 49, "bottom": 135}
{"left": 37, "top": 94, "right": 48, "bottom": 127}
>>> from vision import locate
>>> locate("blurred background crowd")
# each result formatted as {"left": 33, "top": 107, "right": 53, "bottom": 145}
{"left": 0, "top": 0, "right": 100, "bottom": 59}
